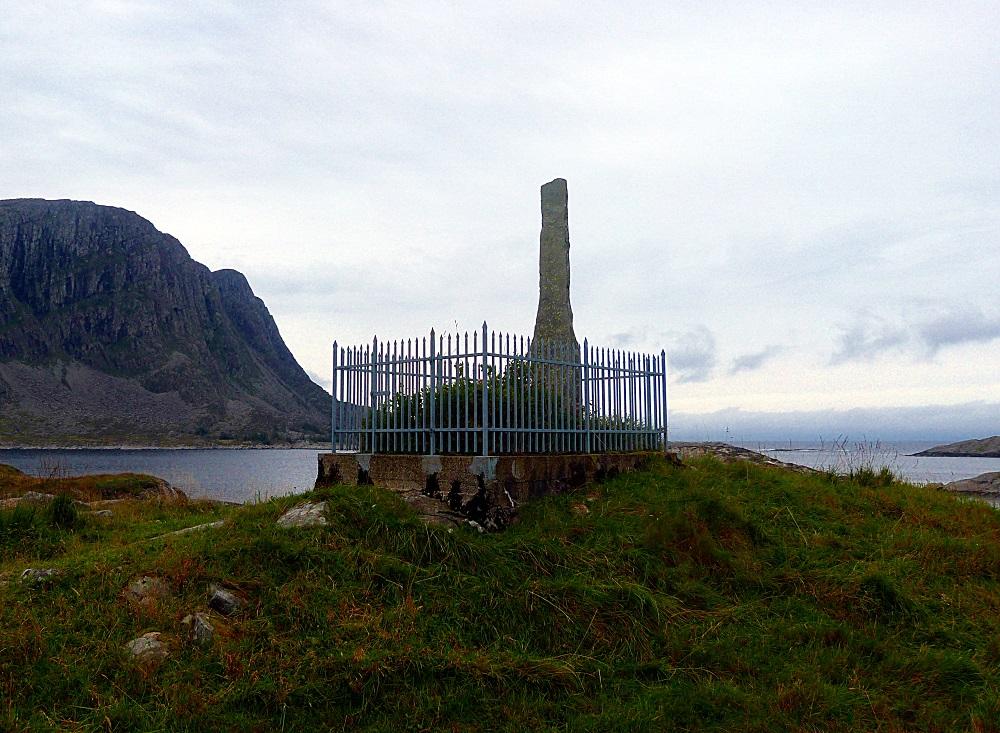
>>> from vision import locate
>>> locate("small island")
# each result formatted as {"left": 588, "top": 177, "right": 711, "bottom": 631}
{"left": 914, "top": 436, "right": 1000, "bottom": 458}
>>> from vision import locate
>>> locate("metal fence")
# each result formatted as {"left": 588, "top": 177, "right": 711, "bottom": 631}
{"left": 331, "top": 323, "right": 668, "bottom": 455}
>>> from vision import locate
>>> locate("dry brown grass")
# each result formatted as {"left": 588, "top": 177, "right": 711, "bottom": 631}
{"left": 0, "top": 463, "right": 176, "bottom": 503}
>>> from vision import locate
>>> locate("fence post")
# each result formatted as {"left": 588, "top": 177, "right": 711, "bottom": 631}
{"left": 481, "top": 321, "right": 489, "bottom": 456}
{"left": 331, "top": 342, "right": 338, "bottom": 451}
{"left": 429, "top": 328, "right": 437, "bottom": 455}
{"left": 369, "top": 337, "right": 378, "bottom": 453}
{"left": 582, "top": 338, "right": 591, "bottom": 453}
{"left": 660, "top": 349, "right": 669, "bottom": 453}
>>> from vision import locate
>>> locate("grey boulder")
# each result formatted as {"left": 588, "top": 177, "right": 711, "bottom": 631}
{"left": 208, "top": 584, "right": 242, "bottom": 615}
{"left": 276, "top": 501, "right": 328, "bottom": 528}
{"left": 125, "top": 632, "right": 168, "bottom": 662}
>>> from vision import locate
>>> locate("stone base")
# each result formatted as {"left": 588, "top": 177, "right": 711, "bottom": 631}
{"left": 316, "top": 452, "right": 665, "bottom": 530}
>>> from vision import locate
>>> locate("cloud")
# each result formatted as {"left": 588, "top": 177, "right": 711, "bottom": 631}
{"left": 832, "top": 307, "right": 1000, "bottom": 364}
{"left": 830, "top": 315, "right": 907, "bottom": 364}
{"left": 306, "top": 369, "right": 332, "bottom": 392}
{"left": 668, "top": 326, "right": 716, "bottom": 383}
{"left": 730, "top": 345, "right": 783, "bottom": 374}
{"left": 917, "top": 308, "right": 1000, "bottom": 355}
{"left": 670, "top": 401, "right": 1000, "bottom": 442}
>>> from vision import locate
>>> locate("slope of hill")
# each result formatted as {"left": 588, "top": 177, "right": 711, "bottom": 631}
{"left": 916, "top": 436, "right": 1000, "bottom": 457}
{"left": 2, "top": 456, "right": 999, "bottom": 730}
{"left": 0, "top": 198, "right": 329, "bottom": 445}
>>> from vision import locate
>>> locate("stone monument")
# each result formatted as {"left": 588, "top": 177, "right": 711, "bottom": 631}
{"left": 532, "top": 178, "right": 580, "bottom": 352}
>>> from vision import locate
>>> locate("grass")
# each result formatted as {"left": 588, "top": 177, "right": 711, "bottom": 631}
{"left": 2, "top": 456, "right": 1000, "bottom": 731}
{"left": 0, "top": 463, "right": 168, "bottom": 502}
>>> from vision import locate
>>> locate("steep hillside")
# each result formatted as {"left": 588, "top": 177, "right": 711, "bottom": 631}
{"left": 0, "top": 198, "right": 329, "bottom": 445}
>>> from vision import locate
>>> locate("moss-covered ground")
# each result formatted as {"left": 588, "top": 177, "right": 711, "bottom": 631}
{"left": 2, "top": 457, "right": 1000, "bottom": 731}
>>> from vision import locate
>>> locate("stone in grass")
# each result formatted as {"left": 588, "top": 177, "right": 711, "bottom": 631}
{"left": 125, "top": 632, "right": 168, "bottom": 663}
{"left": 181, "top": 612, "right": 214, "bottom": 645}
{"left": 276, "top": 501, "right": 328, "bottom": 528}
{"left": 18, "top": 491, "right": 57, "bottom": 504}
{"left": 124, "top": 576, "right": 171, "bottom": 608}
{"left": 91, "top": 509, "right": 113, "bottom": 517}
{"left": 208, "top": 584, "right": 242, "bottom": 616}
{"left": 20, "top": 568, "right": 60, "bottom": 585}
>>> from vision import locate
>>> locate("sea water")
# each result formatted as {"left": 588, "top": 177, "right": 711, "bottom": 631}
{"left": 742, "top": 440, "right": 997, "bottom": 485}
{"left": 1, "top": 442, "right": 995, "bottom": 505}
{"left": 0, "top": 448, "right": 320, "bottom": 504}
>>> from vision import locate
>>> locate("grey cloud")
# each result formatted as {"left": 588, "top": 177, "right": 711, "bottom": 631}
{"left": 608, "top": 330, "right": 646, "bottom": 347}
{"left": 730, "top": 345, "right": 783, "bottom": 374}
{"left": 917, "top": 309, "right": 1000, "bottom": 355}
{"left": 830, "top": 314, "right": 908, "bottom": 364}
{"left": 832, "top": 307, "right": 1000, "bottom": 364}
{"left": 668, "top": 326, "right": 716, "bottom": 383}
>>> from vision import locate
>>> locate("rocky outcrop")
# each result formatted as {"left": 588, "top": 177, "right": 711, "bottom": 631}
{"left": 532, "top": 179, "right": 579, "bottom": 351}
{"left": 915, "top": 437, "right": 1000, "bottom": 458}
{"left": 0, "top": 198, "right": 330, "bottom": 445}
{"left": 943, "top": 472, "right": 1000, "bottom": 496}
{"left": 668, "top": 442, "right": 820, "bottom": 474}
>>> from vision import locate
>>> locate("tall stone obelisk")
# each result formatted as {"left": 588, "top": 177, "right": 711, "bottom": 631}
{"left": 532, "top": 178, "right": 579, "bottom": 352}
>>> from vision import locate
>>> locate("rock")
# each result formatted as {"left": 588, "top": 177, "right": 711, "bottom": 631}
{"left": 276, "top": 501, "right": 328, "bottom": 528}
{"left": 18, "top": 491, "right": 56, "bottom": 503}
{"left": 20, "top": 568, "right": 60, "bottom": 584}
{"left": 916, "top": 436, "right": 1000, "bottom": 458}
{"left": 124, "top": 576, "right": 170, "bottom": 607}
{"left": 124, "top": 632, "right": 168, "bottom": 662}
{"left": 181, "top": 612, "right": 214, "bottom": 645}
{"left": 91, "top": 509, "right": 113, "bottom": 517}
{"left": 669, "top": 442, "right": 815, "bottom": 474}
{"left": 943, "top": 472, "right": 1000, "bottom": 496}
{"left": 532, "top": 178, "right": 579, "bottom": 351}
{"left": 150, "top": 520, "right": 225, "bottom": 540}
{"left": 208, "top": 584, "right": 241, "bottom": 616}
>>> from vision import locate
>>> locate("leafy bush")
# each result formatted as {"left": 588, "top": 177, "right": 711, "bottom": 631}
{"left": 46, "top": 493, "right": 79, "bottom": 530}
{"left": 358, "top": 360, "right": 652, "bottom": 454}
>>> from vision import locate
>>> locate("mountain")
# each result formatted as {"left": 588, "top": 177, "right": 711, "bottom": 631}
{"left": 914, "top": 436, "right": 1000, "bottom": 457}
{"left": 0, "top": 198, "right": 330, "bottom": 445}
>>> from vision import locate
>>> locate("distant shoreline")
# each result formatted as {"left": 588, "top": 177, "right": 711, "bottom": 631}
{"left": 913, "top": 436, "right": 1000, "bottom": 458}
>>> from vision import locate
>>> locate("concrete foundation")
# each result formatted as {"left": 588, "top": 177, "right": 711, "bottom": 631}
{"left": 316, "top": 452, "right": 663, "bottom": 530}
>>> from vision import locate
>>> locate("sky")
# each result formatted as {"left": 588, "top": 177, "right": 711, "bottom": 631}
{"left": 1, "top": 1, "right": 998, "bottom": 441}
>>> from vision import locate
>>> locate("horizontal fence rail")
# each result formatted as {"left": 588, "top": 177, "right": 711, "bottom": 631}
{"left": 332, "top": 323, "right": 668, "bottom": 456}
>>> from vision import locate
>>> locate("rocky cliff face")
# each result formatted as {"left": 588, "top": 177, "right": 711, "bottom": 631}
{"left": 0, "top": 198, "right": 330, "bottom": 445}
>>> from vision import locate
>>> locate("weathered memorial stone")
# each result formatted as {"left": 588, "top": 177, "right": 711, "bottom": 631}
{"left": 532, "top": 178, "right": 580, "bottom": 352}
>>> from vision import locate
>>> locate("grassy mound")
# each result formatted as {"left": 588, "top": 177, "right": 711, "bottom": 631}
{"left": 1, "top": 463, "right": 168, "bottom": 502}
{"left": 2, "top": 457, "right": 1000, "bottom": 731}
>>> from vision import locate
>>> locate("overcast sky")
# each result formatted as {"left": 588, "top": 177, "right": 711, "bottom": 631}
{"left": 2, "top": 1, "right": 998, "bottom": 441}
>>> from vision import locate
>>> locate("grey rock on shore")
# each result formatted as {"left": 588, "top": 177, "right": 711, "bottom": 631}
{"left": 943, "top": 472, "right": 1000, "bottom": 496}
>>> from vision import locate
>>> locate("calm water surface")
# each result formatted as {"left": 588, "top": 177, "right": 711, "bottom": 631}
{"left": 742, "top": 441, "right": 998, "bottom": 485}
{"left": 1, "top": 441, "right": 996, "bottom": 505}
{"left": 0, "top": 449, "right": 321, "bottom": 504}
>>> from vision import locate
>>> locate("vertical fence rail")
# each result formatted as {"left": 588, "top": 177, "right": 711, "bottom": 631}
{"left": 331, "top": 324, "right": 668, "bottom": 455}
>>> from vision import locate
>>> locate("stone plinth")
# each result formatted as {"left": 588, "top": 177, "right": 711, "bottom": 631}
{"left": 316, "top": 452, "right": 661, "bottom": 530}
